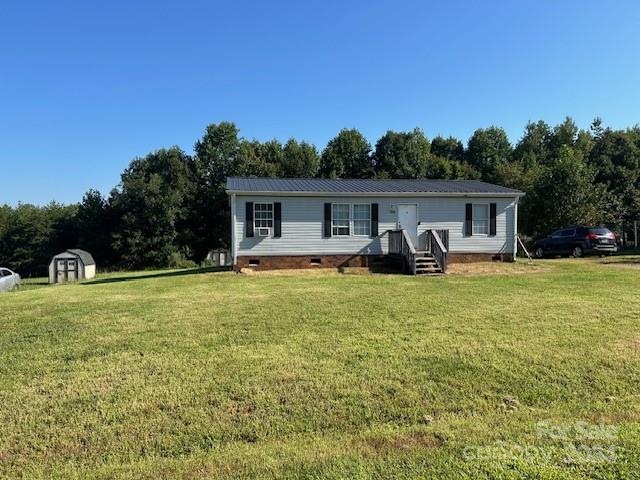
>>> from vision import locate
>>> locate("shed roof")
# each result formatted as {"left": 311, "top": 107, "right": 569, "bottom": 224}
{"left": 226, "top": 177, "right": 523, "bottom": 196}
{"left": 66, "top": 249, "right": 96, "bottom": 266}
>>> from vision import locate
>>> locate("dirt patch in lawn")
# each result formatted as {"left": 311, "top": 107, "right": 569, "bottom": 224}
{"left": 447, "top": 261, "right": 551, "bottom": 276}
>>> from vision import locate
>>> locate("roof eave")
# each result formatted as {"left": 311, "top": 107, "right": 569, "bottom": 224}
{"left": 226, "top": 189, "right": 524, "bottom": 197}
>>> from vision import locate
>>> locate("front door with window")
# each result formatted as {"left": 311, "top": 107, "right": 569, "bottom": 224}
{"left": 397, "top": 204, "right": 418, "bottom": 247}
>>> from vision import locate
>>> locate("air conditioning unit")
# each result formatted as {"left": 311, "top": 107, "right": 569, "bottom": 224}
{"left": 257, "top": 227, "right": 270, "bottom": 237}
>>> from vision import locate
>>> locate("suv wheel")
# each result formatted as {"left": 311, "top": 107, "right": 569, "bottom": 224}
{"left": 535, "top": 247, "right": 544, "bottom": 258}
{"left": 572, "top": 246, "right": 584, "bottom": 258}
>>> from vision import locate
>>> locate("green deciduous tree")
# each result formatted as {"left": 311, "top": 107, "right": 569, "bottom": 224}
{"left": 374, "top": 128, "right": 431, "bottom": 178}
{"left": 235, "top": 140, "right": 277, "bottom": 177}
{"left": 193, "top": 122, "right": 240, "bottom": 188}
{"left": 520, "top": 146, "right": 612, "bottom": 238}
{"left": 189, "top": 122, "right": 242, "bottom": 261}
{"left": 280, "top": 139, "right": 320, "bottom": 177}
{"left": 465, "top": 127, "right": 512, "bottom": 183}
{"left": 76, "top": 190, "right": 117, "bottom": 267}
{"left": 589, "top": 126, "right": 640, "bottom": 225}
{"left": 111, "top": 147, "right": 193, "bottom": 269}
{"left": 320, "top": 128, "right": 373, "bottom": 178}
{"left": 512, "top": 121, "right": 552, "bottom": 167}
{"left": 0, "top": 202, "right": 78, "bottom": 276}
{"left": 431, "top": 136, "right": 464, "bottom": 162}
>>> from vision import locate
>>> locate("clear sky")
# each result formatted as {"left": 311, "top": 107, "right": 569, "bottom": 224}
{"left": 1, "top": 0, "right": 639, "bottom": 205}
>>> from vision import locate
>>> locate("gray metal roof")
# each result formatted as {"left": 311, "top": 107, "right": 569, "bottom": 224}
{"left": 227, "top": 177, "right": 523, "bottom": 195}
{"left": 66, "top": 249, "right": 95, "bottom": 266}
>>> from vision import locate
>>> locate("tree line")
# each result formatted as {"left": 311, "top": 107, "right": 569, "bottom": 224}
{"left": 1, "top": 118, "right": 639, "bottom": 276}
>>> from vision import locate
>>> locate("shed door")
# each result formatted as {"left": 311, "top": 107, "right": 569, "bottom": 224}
{"left": 67, "top": 259, "right": 77, "bottom": 281}
{"left": 56, "top": 259, "right": 67, "bottom": 283}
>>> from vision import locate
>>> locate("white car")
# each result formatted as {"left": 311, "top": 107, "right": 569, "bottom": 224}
{"left": 0, "top": 268, "right": 20, "bottom": 292}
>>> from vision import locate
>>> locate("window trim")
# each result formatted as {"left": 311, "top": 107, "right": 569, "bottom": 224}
{"left": 352, "top": 203, "right": 371, "bottom": 237}
{"left": 471, "top": 203, "right": 490, "bottom": 236}
{"left": 331, "top": 203, "right": 351, "bottom": 236}
{"left": 253, "top": 202, "right": 274, "bottom": 234}
{"left": 330, "top": 203, "right": 373, "bottom": 237}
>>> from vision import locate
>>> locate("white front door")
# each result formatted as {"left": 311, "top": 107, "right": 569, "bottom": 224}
{"left": 397, "top": 204, "right": 418, "bottom": 247}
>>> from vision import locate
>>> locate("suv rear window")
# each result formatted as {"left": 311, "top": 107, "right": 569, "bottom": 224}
{"left": 589, "top": 228, "right": 611, "bottom": 235}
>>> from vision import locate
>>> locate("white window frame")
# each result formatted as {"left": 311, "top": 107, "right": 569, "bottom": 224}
{"left": 331, "top": 203, "right": 372, "bottom": 237}
{"left": 331, "top": 203, "right": 351, "bottom": 236}
{"left": 352, "top": 204, "right": 371, "bottom": 237}
{"left": 254, "top": 202, "right": 274, "bottom": 234}
{"left": 472, "top": 203, "right": 490, "bottom": 236}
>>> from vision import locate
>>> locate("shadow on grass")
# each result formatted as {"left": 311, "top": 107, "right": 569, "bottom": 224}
{"left": 83, "top": 266, "right": 230, "bottom": 285}
{"left": 603, "top": 258, "right": 640, "bottom": 265}
{"left": 614, "top": 248, "right": 640, "bottom": 257}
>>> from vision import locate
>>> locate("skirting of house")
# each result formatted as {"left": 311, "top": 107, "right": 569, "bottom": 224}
{"left": 234, "top": 253, "right": 513, "bottom": 271}
{"left": 234, "top": 254, "right": 384, "bottom": 271}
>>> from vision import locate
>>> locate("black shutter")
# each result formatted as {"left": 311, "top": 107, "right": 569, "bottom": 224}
{"left": 489, "top": 203, "right": 497, "bottom": 236}
{"left": 465, "top": 203, "right": 473, "bottom": 236}
{"left": 246, "top": 202, "right": 254, "bottom": 237}
{"left": 273, "top": 202, "right": 281, "bottom": 237}
{"left": 324, "top": 203, "right": 332, "bottom": 237}
{"left": 371, "top": 203, "right": 379, "bottom": 237}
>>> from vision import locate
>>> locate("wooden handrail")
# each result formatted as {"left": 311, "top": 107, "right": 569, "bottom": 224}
{"left": 426, "top": 229, "right": 449, "bottom": 274}
{"left": 401, "top": 229, "right": 416, "bottom": 254}
{"left": 388, "top": 229, "right": 417, "bottom": 274}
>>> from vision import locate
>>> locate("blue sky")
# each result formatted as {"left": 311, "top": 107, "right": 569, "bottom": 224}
{"left": 1, "top": 1, "right": 639, "bottom": 205}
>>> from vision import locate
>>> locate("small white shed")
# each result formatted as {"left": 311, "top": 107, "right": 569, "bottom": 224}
{"left": 48, "top": 249, "right": 96, "bottom": 284}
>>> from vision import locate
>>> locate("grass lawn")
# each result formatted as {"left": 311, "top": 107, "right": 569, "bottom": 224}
{"left": 1, "top": 258, "right": 640, "bottom": 479}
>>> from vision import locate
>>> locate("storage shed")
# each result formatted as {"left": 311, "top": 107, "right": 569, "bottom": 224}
{"left": 48, "top": 249, "right": 96, "bottom": 284}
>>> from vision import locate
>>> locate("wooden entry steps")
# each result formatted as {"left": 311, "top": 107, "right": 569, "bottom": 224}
{"left": 414, "top": 251, "right": 443, "bottom": 275}
{"left": 388, "top": 229, "right": 449, "bottom": 275}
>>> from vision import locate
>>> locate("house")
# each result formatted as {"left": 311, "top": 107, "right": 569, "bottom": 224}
{"left": 226, "top": 177, "right": 524, "bottom": 274}
{"left": 48, "top": 249, "right": 96, "bottom": 284}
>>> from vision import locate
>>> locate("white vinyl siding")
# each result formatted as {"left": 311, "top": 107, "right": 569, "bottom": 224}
{"left": 234, "top": 195, "right": 517, "bottom": 257}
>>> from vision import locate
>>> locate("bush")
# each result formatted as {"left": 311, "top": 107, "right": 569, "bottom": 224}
{"left": 168, "top": 251, "right": 196, "bottom": 269}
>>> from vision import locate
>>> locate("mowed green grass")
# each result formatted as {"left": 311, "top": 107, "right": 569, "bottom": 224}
{"left": 1, "top": 259, "right": 640, "bottom": 479}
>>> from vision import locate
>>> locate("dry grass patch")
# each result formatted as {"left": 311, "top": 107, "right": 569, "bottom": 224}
{"left": 241, "top": 261, "right": 552, "bottom": 277}
{"left": 447, "top": 260, "right": 551, "bottom": 275}
{"left": 239, "top": 267, "right": 346, "bottom": 277}
{"left": 609, "top": 336, "right": 640, "bottom": 356}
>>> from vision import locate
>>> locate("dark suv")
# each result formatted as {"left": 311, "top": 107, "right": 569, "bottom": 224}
{"left": 534, "top": 226, "right": 618, "bottom": 258}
